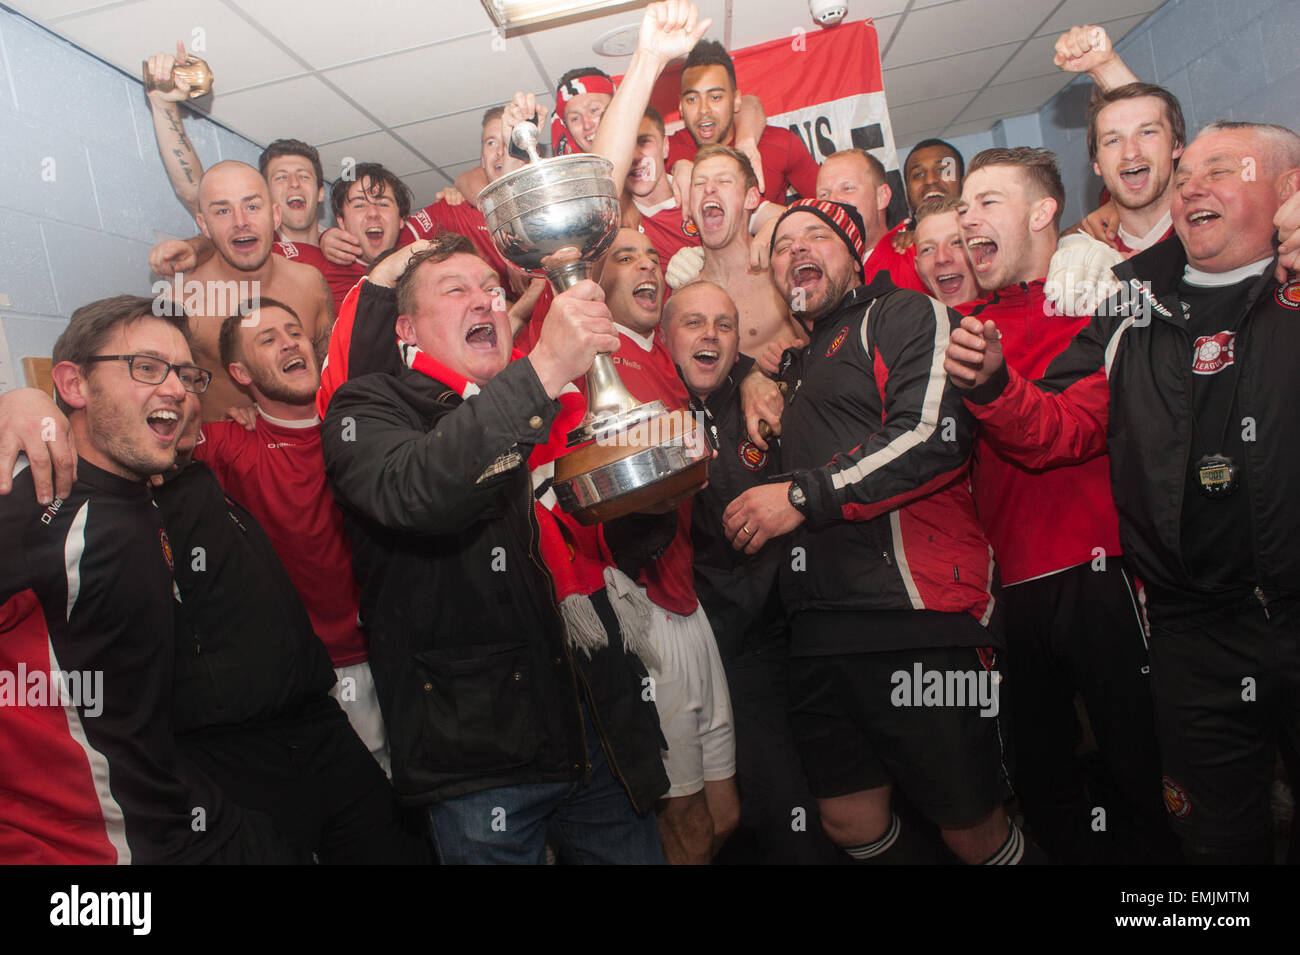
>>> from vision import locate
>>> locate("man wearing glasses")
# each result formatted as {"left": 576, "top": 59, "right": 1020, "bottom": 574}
{"left": 0, "top": 295, "right": 294, "bottom": 862}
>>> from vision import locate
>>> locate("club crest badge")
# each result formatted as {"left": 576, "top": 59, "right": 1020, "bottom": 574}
{"left": 738, "top": 439, "right": 767, "bottom": 471}
{"left": 159, "top": 529, "right": 174, "bottom": 571}
{"left": 681, "top": 218, "right": 699, "bottom": 238}
{"left": 1162, "top": 776, "right": 1191, "bottom": 818}
{"left": 1192, "top": 332, "right": 1235, "bottom": 375}
{"left": 1276, "top": 281, "right": 1300, "bottom": 310}
{"left": 826, "top": 326, "right": 850, "bottom": 357}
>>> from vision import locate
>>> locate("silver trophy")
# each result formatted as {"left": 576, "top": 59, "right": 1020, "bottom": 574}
{"left": 478, "top": 122, "right": 709, "bottom": 525}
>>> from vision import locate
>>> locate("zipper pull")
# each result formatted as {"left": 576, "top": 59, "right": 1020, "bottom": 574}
{"left": 882, "top": 551, "right": 892, "bottom": 566}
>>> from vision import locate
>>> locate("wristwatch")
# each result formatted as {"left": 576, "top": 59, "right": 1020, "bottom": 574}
{"left": 788, "top": 480, "right": 808, "bottom": 513}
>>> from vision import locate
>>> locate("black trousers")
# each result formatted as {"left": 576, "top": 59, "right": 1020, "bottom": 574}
{"left": 182, "top": 695, "right": 430, "bottom": 865}
{"left": 717, "top": 635, "right": 841, "bottom": 864}
{"left": 1001, "top": 560, "right": 1179, "bottom": 864}
{"left": 1146, "top": 591, "right": 1300, "bottom": 862}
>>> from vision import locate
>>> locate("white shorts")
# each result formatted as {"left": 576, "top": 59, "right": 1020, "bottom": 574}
{"left": 645, "top": 598, "right": 736, "bottom": 798}
{"left": 331, "top": 660, "right": 391, "bottom": 778}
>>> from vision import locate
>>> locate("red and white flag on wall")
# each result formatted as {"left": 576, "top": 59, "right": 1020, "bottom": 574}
{"left": 637, "top": 19, "right": 907, "bottom": 223}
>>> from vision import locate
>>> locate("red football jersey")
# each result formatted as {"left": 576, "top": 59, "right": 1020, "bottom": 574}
{"left": 273, "top": 238, "right": 366, "bottom": 313}
{"left": 196, "top": 411, "right": 368, "bottom": 667}
{"left": 633, "top": 194, "right": 701, "bottom": 264}
{"left": 582, "top": 327, "right": 698, "bottom": 616}
{"left": 865, "top": 222, "right": 926, "bottom": 294}
{"left": 667, "top": 124, "right": 819, "bottom": 204}
{"left": 401, "top": 200, "right": 513, "bottom": 287}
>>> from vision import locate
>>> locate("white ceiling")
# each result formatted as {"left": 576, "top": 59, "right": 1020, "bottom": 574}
{"left": 7, "top": 0, "right": 1165, "bottom": 208}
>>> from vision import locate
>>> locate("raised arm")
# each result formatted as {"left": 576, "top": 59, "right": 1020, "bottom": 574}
{"left": 143, "top": 41, "right": 206, "bottom": 216}
{"left": 592, "top": 1, "right": 711, "bottom": 187}
{"left": 1053, "top": 24, "right": 1139, "bottom": 93}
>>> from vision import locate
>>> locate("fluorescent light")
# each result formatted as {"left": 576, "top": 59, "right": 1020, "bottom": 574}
{"left": 481, "top": 0, "right": 649, "bottom": 34}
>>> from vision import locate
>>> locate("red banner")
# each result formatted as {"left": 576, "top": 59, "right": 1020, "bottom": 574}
{"left": 625, "top": 20, "right": 906, "bottom": 222}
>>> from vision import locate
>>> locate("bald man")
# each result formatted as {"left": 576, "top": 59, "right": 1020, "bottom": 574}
{"left": 164, "top": 160, "right": 333, "bottom": 419}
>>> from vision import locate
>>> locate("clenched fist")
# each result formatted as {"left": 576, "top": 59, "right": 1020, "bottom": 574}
{"left": 944, "top": 315, "right": 1004, "bottom": 391}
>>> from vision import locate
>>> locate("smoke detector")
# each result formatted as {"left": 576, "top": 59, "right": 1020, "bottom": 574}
{"left": 809, "top": 0, "right": 847, "bottom": 26}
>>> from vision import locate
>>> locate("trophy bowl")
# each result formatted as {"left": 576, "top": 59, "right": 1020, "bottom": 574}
{"left": 478, "top": 124, "right": 709, "bottom": 525}
{"left": 478, "top": 154, "right": 621, "bottom": 291}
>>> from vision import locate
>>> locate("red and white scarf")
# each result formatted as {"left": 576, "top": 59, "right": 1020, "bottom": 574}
{"left": 401, "top": 341, "right": 657, "bottom": 666}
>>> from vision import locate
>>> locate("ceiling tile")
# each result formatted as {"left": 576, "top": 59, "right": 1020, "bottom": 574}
{"left": 890, "top": 91, "right": 975, "bottom": 138}
{"left": 520, "top": 1, "right": 723, "bottom": 86}
{"left": 996, "top": 13, "right": 1157, "bottom": 86}
{"left": 957, "top": 72, "right": 1073, "bottom": 124}
{"left": 893, "top": 125, "right": 949, "bottom": 150}
{"left": 401, "top": 168, "right": 461, "bottom": 211}
{"left": 883, "top": 41, "right": 1019, "bottom": 107}
{"left": 869, "top": 13, "right": 901, "bottom": 52}
{"left": 322, "top": 34, "right": 534, "bottom": 127}
{"left": 44, "top": 0, "right": 305, "bottom": 90}
{"left": 204, "top": 74, "right": 374, "bottom": 145}
{"left": 393, "top": 109, "right": 502, "bottom": 169}
{"left": 1037, "top": 0, "right": 1164, "bottom": 37}
{"left": 992, "top": 33, "right": 1068, "bottom": 86}
{"left": 884, "top": 0, "right": 1060, "bottom": 67}
{"left": 227, "top": 0, "right": 493, "bottom": 70}
{"left": 726, "top": 1, "right": 909, "bottom": 51}
{"left": 7, "top": 0, "right": 143, "bottom": 20}
{"left": 315, "top": 131, "right": 427, "bottom": 180}
{"left": 943, "top": 117, "right": 1000, "bottom": 139}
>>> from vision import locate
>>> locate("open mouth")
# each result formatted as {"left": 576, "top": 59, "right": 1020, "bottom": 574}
{"left": 696, "top": 119, "right": 717, "bottom": 140}
{"left": 632, "top": 280, "right": 658, "bottom": 308}
{"left": 285, "top": 196, "right": 307, "bottom": 210}
{"left": 935, "top": 272, "right": 966, "bottom": 296}
{"left": 466, "top": 322, "right": 498, "bottom": 348}
{"left": 363, "top": 227, "right": 387, "bottom": 246}
{"left": 699, "top": 199, "right": 725, "bottom": 229}
{"left": 281, "top": 356, "right": 308, "bottom": 374}
{"left": 1187, "top": 209, "right": 1220, "bottom": 228}
{"left": 628, "top": 158, "right": 655, "bottom": 183}
{"left": 792, "top": 261, "right": 823, "bottom": 289}
{"left": 692, "top": 348, "right": 720, "bottom": 370}
{"left": 1118, "top": 163, "right": 1150, "bottom": 189}
{"left": 965, "top": 235, "right": 998, "bottom": 270}
{"left": 922, "top": 187, "right": 948, "bottom": 202}
{"left": 146, "top": 407, "right": 181, "bottom": 441}
{"left": 231, "top": 235, "right": 259, "bottom": 252}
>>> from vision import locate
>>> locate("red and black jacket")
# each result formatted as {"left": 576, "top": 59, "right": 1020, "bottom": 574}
{"left": 777, "top": 274, "right": 1000, "bottom": 636}
{"left": 965, "top": 238, "right": 1300, "bottom": 617}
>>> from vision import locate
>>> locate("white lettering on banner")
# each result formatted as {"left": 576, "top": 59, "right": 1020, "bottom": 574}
{"left": 769, "top": 92, "right": 900, "bottom": 173}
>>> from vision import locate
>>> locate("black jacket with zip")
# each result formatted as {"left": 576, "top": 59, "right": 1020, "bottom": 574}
{"left": 686, "top": 353, "right": 788, "bottom": 660}
{"left": 966, "top": 238, "right": 1300, "bottom": 619}
{"left": 321, "top": 349, "right": 668, "bottom": 810}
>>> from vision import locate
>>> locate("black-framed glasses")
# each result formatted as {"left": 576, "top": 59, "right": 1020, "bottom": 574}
{"left": 82, "top": 355, "right": 212, "bottom": 394}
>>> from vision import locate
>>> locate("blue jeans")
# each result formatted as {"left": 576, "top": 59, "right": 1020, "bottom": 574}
{"left": 426, "top": 706, "right": 664, "bottom": 864}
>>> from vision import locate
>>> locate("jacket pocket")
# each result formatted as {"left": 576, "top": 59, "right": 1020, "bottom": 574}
{"left": 411, "top": 642, "right": 541, "bottom": 774}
